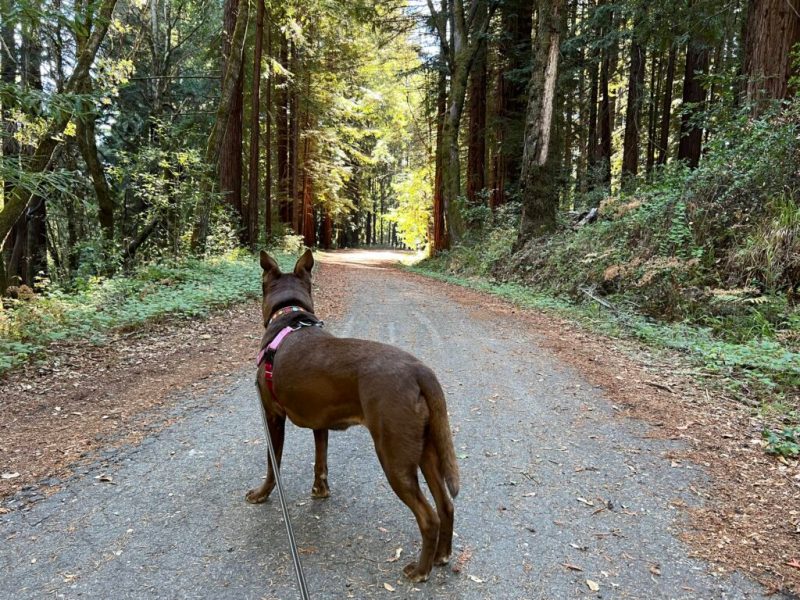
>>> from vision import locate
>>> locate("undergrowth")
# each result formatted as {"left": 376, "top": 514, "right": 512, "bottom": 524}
{"left": 416, "top": 101, "right": 800, "bottom": 421}
{"left": 0, "top": 249, "right": 295, "bottom": 375}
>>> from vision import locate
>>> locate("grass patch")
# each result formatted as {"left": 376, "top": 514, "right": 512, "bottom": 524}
{"left": 0, "top": 250, "right": 295, "bottom": 375}
{"left": 409, "top": 263, "right": 800, "bottom": 420}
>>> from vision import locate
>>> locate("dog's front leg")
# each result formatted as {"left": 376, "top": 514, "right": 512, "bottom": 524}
{"left": 246, "top": 409, "right": 286, "bottom": 504}
{"left": 311, "top": 429, "right": 330, "bottom": 498}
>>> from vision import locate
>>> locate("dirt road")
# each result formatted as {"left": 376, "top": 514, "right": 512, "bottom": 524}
{"left": 0, "top": 251, "right": 783, "bottom": 599}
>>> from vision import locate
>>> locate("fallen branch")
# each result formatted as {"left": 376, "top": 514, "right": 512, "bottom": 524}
{"left": 579, "top": 286, "right": 619, "bottom": 314}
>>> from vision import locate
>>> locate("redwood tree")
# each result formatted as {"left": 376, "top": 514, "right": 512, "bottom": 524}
{"left": 742, "top": 0, "right": 800, "bottom": 110}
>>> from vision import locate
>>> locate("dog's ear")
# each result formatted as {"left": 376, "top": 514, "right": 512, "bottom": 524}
{"left": 294, "top": 249, "right": 314, "bottom": 277}
{"left": 260, "top": 250, "right": 281, "bottom": 277}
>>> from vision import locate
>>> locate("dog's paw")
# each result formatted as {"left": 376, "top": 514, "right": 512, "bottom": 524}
{"left": 311, "top": 480, "right": 330, "bottom": 499}
{"left": 245, "top": 485, "right": 272, "bottom": 504}
{"left": 434, "top": 554, "right": 450, "bottom": 566}
{"left": 403, "top": 562, "right": 430, "bottom": 583}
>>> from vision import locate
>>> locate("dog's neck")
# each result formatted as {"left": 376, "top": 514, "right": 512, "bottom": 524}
{"left": 267, "top": 305, "right": 313, "bottom": 327}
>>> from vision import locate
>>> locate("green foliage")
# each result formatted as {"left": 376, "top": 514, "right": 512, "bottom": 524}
{"left": 0, "top": 251, "right": 295, "bottom": 375}
{"left": 762, "top": 427, "right": 800, "bottom": 458}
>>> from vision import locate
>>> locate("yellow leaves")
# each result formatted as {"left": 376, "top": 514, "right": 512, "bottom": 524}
{"left": 63, "top": 121, "right": 77, "bottom": 138}
{"left": 11, "top": 110, "right": 49, "bottom": 147}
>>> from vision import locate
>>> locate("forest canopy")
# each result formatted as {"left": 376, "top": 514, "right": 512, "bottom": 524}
{"left": 0, "top": 0, "right": 798, "bottom": 303}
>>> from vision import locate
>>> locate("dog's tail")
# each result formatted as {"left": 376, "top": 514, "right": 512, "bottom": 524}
{"left": 418, "top": 367, "right": 460, "bottom": 498}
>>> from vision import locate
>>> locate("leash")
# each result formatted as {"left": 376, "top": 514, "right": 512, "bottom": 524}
{"left": 255, "top": 393, "right": 311, "bottom": 600}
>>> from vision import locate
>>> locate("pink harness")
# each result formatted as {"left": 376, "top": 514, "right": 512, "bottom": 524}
{"left": 256, "top": 306, "right": 320, "bottom": 405}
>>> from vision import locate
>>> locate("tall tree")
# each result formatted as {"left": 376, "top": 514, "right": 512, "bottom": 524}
{"left": 466, "top": 3, "right": 488, "bottom": 204}
{"left": 742, "top": 0, "right": 800, "bottom": 110}
{"left": 519, "top": 0, "right": 565, "bottom": 238}
{"left": 621, "top": 9, "right": 646, "bottom": 184}
{"left": 247, "top": 0, "right": 265, "bottom": 248}
{"left": 656, "top": 43, "right": 676, "bottom": 165}
{"left": 677, "top": 32, "right": 709, "bottom": 167}
{"left": 427, "top": 0, "right": 496, "bottom": 248}
{"left": 219, "top": 0, "right": 244, "bottom": 229}
{"left": 492, "top": 0, "right": 533, "bottom": 207}
{"left": 0, "top": 0, "right": 119, "bottom": 290}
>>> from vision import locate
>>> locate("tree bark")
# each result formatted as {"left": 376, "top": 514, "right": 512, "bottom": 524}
{"left": 77, "top": 90, "right": 115, "bottom": 240}
{"left": 432, "top": 41, "right": 447, "bottom": 250}
{"left": 276, "top": 33, "right": 290, "bottom": 224}
{"left": 598, "top": 3, "right": 616, "bottom": 189}
{"left": 645, "top": 50, "right": 661, "bottom": 176}
{"left": 190, "top": 0, "right": 250, "bottom": 249}
{"left": 621, "top": 16, "right": 646, "bottom": 184}
{"left": 743, "top": 0, "right": 800, "bottom": 110}
{"left": 264, "top": 9, "right": 272, "bottom": 240}
{"left": 220, "top": 0, "right": 244, "bottom": 227}
{"left": 677, "top": 37, "right": 709, "bottom": 168}
{"left": 657, "top": 44, "right": 676, "bottom": 166}
{"left": 519, "top": 0, "right": 564, "bottom": 239}
{"left": 466, "top": 6, "right": 487, "bottom": 205}
{"left": 432, "top": 0, "right": 497, "bottom": 246}
{"left": 492, "top": 0, "right": 532, "bottom": 207}
{"left": 247, "top": 0, "right": 264, "bottom": 248}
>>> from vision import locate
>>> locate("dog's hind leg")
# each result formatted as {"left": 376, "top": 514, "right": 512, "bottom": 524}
{"left": 372, "top": 436, "right": 439, "bottom": 581}
{"left": 246, "top": 407, "right": 286, "bottom": 504}
{"left": 420, "top": 439, "right": 454, "bottom": 566}
{"left": 311, "top": 429, "right": 330, "bottom": 498}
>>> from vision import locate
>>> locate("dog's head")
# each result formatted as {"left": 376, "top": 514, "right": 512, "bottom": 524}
{"left": 259, "top": 249, "right": 315, "bottom": 325}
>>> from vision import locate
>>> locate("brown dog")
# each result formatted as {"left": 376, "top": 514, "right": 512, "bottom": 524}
{"left": 246, "top": 249, "right": 459, "bottom": 582}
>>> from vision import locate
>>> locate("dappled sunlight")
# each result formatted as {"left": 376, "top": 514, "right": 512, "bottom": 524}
{"left": 316, "top": 249, "right": 425, "bottom": 270}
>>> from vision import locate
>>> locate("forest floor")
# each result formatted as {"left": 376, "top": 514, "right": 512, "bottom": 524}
{"left": 0, "top": 250, "right": 798, "bottom": 598}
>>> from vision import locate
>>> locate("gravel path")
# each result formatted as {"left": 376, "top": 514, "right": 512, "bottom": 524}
{"left": 0, "top": 251, "right": 778, "bottom": 599}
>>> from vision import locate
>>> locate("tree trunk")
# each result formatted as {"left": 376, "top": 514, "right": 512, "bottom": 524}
{"left": 657, "top": 44, "right": 676, "bottom": 166}
{"left": 645, "top": 50, "right": 661, "bottom": 175}
{"left": 22, "top": 16, "right": 48, "bottom": 284}
{"left": 190, "top": 0, "right": 250, "bottom": 249}
{"left": 466, "top": 11, "right": 487, "bottom": 205}
{"left": 2, "top": 1, "right": 19, "bottom": 289}
{"left": 677, "top": 38, "right": 709, "bottom": 168}
{"left": 492, "top": 0, "right": 533, "bottom": 207}
{"left": 77, "top": 94, "right": 115, "bottom": 240}
{"left": 598, "top": 4, "right": 616, "bottom": 189}
{"left": 0, "top": 0, "right": 119, "bottom": 290}
{"left": 289, "top": 41, "right": 300, "bottom": 234}
{"left": 264, "top": 10, "right": 272, "bottom": 240}
{"left": 432, "top": 57, "right": 447, "bottom": 251}
{"left": 277, "top": 33, "right": 290, "bottom": 224}
{"left": 621, "top": 19, "right": 646, "bottom": 184}
{"left": 219, "top": 0, "right": 244, "bottom": 228}
{"left": 743, "top": 0, "right": 800, "bottom": 110}
{"left": 247, "top": 0, "right": 264, "bottom": 249}
{"left": 519, "top": 0, "right": 564, "bottom": 238}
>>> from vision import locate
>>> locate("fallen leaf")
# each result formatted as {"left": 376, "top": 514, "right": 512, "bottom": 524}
{"left": 468, "top": 575, "right": 485, "bottom": 583}
{"left": 523, "top": 492, "right": 536, "bottom": 497}
{"left": 649, "top": 564, "right": 661, "bottom": 576}
{"left": 377, "top": 526, "right": 388, "bottom": 533}
{"left": 386, "top": 547, "right": 403, "bottom": 563}
{"left": 586, "top": 579, "right": 600, "bottom": 592}
{"left": 786, "top": 559, "right": 800, "bottom": 570}
{"left": 1, "top": 472, "right": 20, "bottom": 480}
{"left": 95, "top": 474, "right": 114, "bottom": 483}
{"left": 562, "top": 563, "right": 583, "bottom": 571}
{"left": 383, "top": 582, "right": 395, "bottom": 592}
{"left": 576, "top": 497, "right": 595, "bottom": 507}
{"left": 451, "top": 547, "right": 473, "bottom": 573}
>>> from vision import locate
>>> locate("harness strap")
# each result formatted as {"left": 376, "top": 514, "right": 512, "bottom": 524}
{"left": 256, "top": 319, "right": 323, "bottom": 405}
